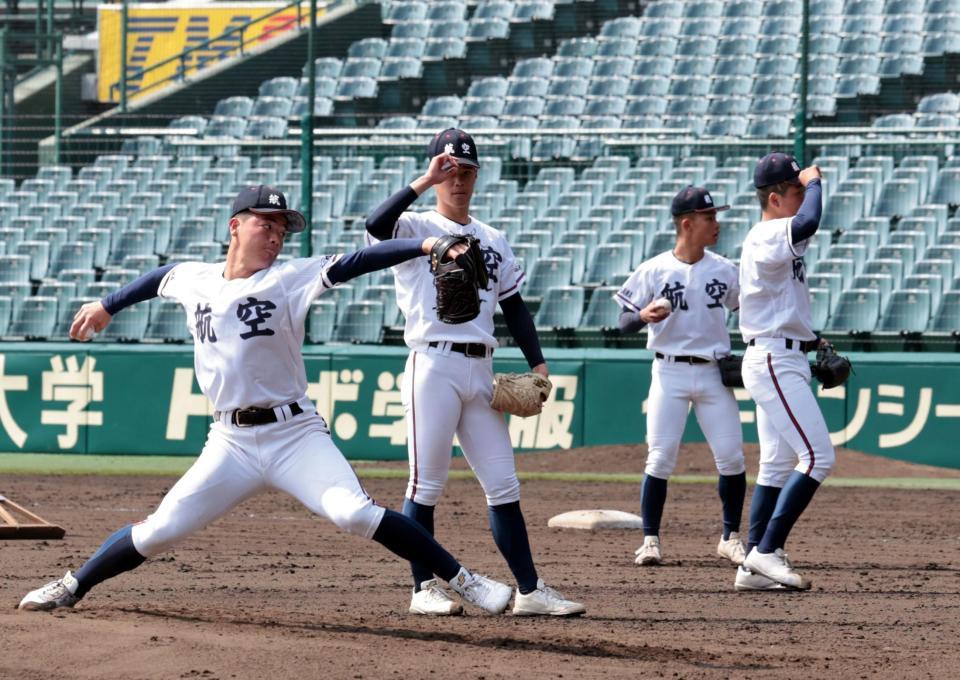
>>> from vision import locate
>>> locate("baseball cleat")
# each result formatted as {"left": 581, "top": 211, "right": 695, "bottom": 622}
{"left": 512, "top": 579, "right": 585, "bottom": 617}
{"left": 634, "top": 536, "right": 663, "bottom": 566}
{"left": 743, "top": 547, "right": 811, "bottom": 590}
{"left": 449, "top": 567, "right": 512, "bottom": 614}
{"left": 717, "top": 532, "right": 747, "bottom": 565}
{"left": 19, "top": 571, "right": 80, "bottom": 611}
{"left": 409, "top": 579, "right": 463, "bottom": 616}
{"left": 734, "top": 566, "right": 790, "bottom": 591}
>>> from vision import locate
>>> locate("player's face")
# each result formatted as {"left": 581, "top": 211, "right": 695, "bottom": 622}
{"left": 231, "top": 212, "right": 288, "bottom": 271}
{"left": 435, "top": 165, "right": 477, "bottom": 210}
{"left": 685, "top": 211, "right": 720, "bottom": 247}
{"left": 771, "top": 182, "right": 805, "bottom": 217}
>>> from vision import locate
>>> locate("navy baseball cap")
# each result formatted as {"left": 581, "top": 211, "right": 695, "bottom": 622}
{"left": 427, "top": 128, "right": 480, "bottom": 168}
{"left": 230, "top": 184, "right": 306, "bottom": 233}
{"left": 671, "top": 186, "right": 730, "bottom": 216}
{"left": 754, "top": 152, "right": 802, "bottom": 188}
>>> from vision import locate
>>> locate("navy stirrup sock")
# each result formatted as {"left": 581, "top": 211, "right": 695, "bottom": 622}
{"left": 718, "top": 472, "right": 747, "bottom": 540}
{"left": 757, "top": 471, "right": 821, "bottom": 554}
{"left": 640, "top": 475, "right": 668, "bottom": 537}
{"left": 373, "top": 508, "right": 460, "bottom": 584}
{"left": 73, "top": 525, "right": 146, "bottom": 599}
{"left": 488, "top": 501, "right": 539, "bottom": 595}
{"left": 747, "top": 485, "right": 782, "bottom": 554}
{"left": 401, "top": 499, "right": 438, "bottom": 590}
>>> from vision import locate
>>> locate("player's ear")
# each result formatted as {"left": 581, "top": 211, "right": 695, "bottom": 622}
{"left": 228, "top": 216, "right": 241, "bottom": 238}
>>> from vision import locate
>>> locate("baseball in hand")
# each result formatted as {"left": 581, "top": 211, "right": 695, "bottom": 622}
{"left": 80, "top": 327, "right": 97, "bottom": 341}
{"left": 654, "top": 297, "right": 672, "bottom": 312}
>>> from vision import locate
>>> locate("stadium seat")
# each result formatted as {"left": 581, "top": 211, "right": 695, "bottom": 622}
{"left": 333, "top": 301, "right": 384, "bottom": 343}
{"left": 826, "top": 289, "right": 881, "bottom": 332}
{"left": 306, "top": 300, "right": 337, "bottom": 343}
{"left": 524, "top": 257, "right": 574, "bottom": 298}
{"left": 15, "top": 241, "right": 50, "bottom": 280}
{"left": 534, "top": 285, "right": 584, "bottom": 329}
{"left": 879, "top": 289, "right": 932, "bottom": 332}
{"left": 0, "top": 254, "right": 31, "bottom": 282}
{"left": 581, "top": 286, "right": 622, "bottom": 329}
{"left": 930, "top": 291, "right": 960, "bottom": 331}
{"left": 11, "top": 296, "right": 57, "bottom": 338}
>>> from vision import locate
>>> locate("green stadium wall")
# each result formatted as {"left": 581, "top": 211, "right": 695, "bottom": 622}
{"left": 0, "top": 344, "right": 957, "bottom": 469}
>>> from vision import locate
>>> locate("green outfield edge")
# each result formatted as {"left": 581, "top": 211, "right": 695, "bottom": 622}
{"left": 1, "top": 454, "right": 959, "bottom": 491}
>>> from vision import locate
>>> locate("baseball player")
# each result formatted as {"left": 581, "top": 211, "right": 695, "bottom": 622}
{"left": 18, "top": 185, "right": 516, "bottom": 615}
{"left": 736, "top": 153, "right": 832, "bottom": 592}
{"left": 615, "top": 186, "right": 747, "bottom": 568}
{"left": 363, "top": 128, "right": 585, "bottom": 617}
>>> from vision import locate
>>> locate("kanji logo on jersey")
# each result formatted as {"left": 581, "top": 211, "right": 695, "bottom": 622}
{"left": 792, "top": 258, "right": 806, "bottom": 283}
{"left": 194, "top": 303, "right": 217, "bottom": 343}
{"left": 704, "top": 279, "right": 728, "bottom": 309}
{"left": 480, "top": 245, "right": 501, "bottom": 287}
{"left": 659, "top": 282, "right": 688, "bottom": 311}
{"left": 236, "top": 297, "right": 276, "bottom": 339}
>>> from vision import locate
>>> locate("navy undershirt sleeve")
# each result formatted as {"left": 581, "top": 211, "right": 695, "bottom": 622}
{"left": 619, "top": 309, "right": 646, "bottom": 334}
{"left": 365, "top": 186, "right": 418, "bottom": 241}
{"left": 499, "top": 292, "right": 545, "bottom": 369}
{"left": 790, "top": 178, "right": 823, "bottom": 244}
{"left": 101, "top": 264, "right": 175, "bottom": 315}
{"left": 327, "top": 238, "right": 424, "bottom": 285}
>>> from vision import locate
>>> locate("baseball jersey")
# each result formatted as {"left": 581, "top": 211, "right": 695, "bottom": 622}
{"left": 738, "top": 217, "right": 815, "bottom": 342}
{"left": 367, "top": 210, "right": 524, "bottom": 349}
{"left": 615, "top": 249, "right": 739, "bottom": 358}
{"left": 158, "top": 256, "right": 341, "bottom": 411}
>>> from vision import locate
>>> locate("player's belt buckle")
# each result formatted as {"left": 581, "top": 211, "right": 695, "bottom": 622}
{"left": 462, "top": 342, "right": 488, "bottom": 359}
{"left": 232, "top": 407, "right": 265, "bottom": 428}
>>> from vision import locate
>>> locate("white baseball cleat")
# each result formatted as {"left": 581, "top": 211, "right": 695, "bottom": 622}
{"left": 734, "top": 566, "right": 790, "bottom": 592}
{"left": 743, "top": 547, "right": 811, "bottom": 590}
{"left": 449, "top": 568, "right": 512, "bottom": 614}
{"left": 634, "top": 536, "right": 663, "bottom": 566}
{"left": 19, "top": 571, "right": 80, "bottom": 611}
{"left": 717, "top": 532, "right": 747, "bottom": 565}
{"left": 409, "top": 579, "right": 463, "bottom": 615}
{"left": 512, "top": 579, "right": 585, "bottom": 617}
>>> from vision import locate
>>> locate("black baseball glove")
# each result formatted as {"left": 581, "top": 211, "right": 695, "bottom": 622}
{"left": 718, "top": 354, "right": 744, "bottom": 388}
{"left": 810, "top": 341, "right": 853, "bottom": 389}
{"left": 430, "top": 234, "right": 489, "bottom": 324}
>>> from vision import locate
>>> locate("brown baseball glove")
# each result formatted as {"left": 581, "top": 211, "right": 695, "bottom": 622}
{"left": 490, "top": 372, "right": 553, "bottom": 417}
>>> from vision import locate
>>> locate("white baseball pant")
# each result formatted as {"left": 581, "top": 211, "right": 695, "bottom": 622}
{"left": 644, "top": 357, "right": 746, "bottom": 479}
{"left": 742, "top": 340, "right": 835, "bottom": 487}
{"left": 131, "top": 400, "right": 384, "bottom": 558}
{"left": 402, "top": 344, "right": 520, "bottom": 507}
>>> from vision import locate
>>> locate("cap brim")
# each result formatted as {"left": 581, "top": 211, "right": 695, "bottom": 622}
{"left": 249, "top": 208, "right": 306, "bottom": 233}
{"left": 696, "top": 204, "right": 730, "bottom": 212}
{"left": 455, "top": 158, "right": 480, "bottom": 168}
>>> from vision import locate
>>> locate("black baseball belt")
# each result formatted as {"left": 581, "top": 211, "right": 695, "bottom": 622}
{"left": 748, "top": 338, "right": 819, "bottom": 353}
{"left": 428, "top": 341, "right": 491, "bottom": 359}
{"left": 655, "top": 352, "right": 711, "bottom": 364}
{"left": 216, "top": 402, "right": 304, "bottom": 427}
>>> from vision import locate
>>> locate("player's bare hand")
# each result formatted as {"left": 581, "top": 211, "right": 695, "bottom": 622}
{"left": 423, "top": 153, "right": 460, "bottom": 185}
{"left": 532, "top": 363, "right": 549, "bottom": 378}
{"left": 421, "top": 236, "right": 469, "bottom": 257}
{"left": 639, "top": 299, "right": 671, "bottom": 324}
{"left": 798, "top": 165, "right": 821, "bottom": 186}
{"left": 69, "top": 301, "right": 112, "bottom": 341}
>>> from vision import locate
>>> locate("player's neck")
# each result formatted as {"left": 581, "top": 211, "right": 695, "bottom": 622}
{"left": 762, "top": 209, "right": 786, "bottom": 221}
{"left": 672, "top": 240, "right": 705, "bottom": 265}
{"left": 435, "top": 202, "right": 470, "bottom": 226}
{"left": 223, "top": 250, "right": 259, "bottom": 280}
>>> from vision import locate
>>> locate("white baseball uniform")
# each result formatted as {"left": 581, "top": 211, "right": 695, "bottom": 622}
{"left": 739, "top": 218, "right": 835, "bottom": 486}
{"left": 616, "top": 250, "right": 745, "bottom": 479}
{"left": 130, "top": 257, "right": 385, "bottom": 557}
{"left": 368, "top": 209, "right": 525, "bottom": 507}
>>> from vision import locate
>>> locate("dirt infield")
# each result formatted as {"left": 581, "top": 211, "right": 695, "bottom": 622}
{"left": 2, "top": 444, "right": 959, "bottom": 679}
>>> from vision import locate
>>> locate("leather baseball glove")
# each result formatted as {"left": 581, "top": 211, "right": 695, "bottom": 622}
{"left": 430, "top": 234, "right": 489, "bottom": 324}
{"left": 490, "top": 372, "right": 553, "bottom": 417}
{"left": 810, "top": 341, "right": 852, "bottom": 389}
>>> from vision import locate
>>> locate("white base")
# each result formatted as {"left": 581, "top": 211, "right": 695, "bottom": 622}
{"left": 547, "top": 509, "right": 644, "bottom": 530}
